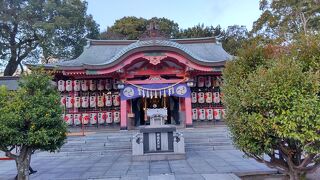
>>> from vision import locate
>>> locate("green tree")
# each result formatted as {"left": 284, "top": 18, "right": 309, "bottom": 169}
{"left": 0, "top": 69, "right": 67, "bottom": 180}
{"left": 220, "top": 25, "right": 249, "bottom": 56}
{"left": 223, "top": 37, "right": 320, "bottom": 180}
{"left": 100, "top": 16, "right": 180, "bottom": 40}
{"left": 0, "top": 0, "right": 99, "bottom": 76}
{"left": 176, "top": 24, "right": 216, "bottom": 38}
{"left": 252, "top": 0, "right": 320, "bottom": 38}
{"left": 100, "top": 16, "right": 146, "bottom": 40}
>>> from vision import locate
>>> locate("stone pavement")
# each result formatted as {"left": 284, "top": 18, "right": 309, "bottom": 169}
{"left": 0, "top": 126, "right": 277, "bottom": 180}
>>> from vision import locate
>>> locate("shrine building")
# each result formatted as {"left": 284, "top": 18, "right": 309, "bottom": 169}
{"left": 31, "top": 27, "right": 232, "bottom": 130}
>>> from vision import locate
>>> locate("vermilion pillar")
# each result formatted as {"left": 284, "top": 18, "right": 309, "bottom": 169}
{"left": 120, "top": 100, "right": 128, "bottom": 130}
{"left": 184, "top": 97, "right": 193, "bottom": 128}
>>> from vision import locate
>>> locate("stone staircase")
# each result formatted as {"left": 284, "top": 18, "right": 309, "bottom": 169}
{"left": 183, "top": 126, "right": 235, "bottom": 151}
{"left": 36, "top": 126, "right": 234, "bottom": 157}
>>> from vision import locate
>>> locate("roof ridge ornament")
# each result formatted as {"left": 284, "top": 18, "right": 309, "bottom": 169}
{"left": 139, "top": 21, "right": 168, "bottom": 41}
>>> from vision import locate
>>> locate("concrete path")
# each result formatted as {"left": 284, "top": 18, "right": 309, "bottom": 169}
{"left": 0, "top": 126, "right": 276, "bottom": 180}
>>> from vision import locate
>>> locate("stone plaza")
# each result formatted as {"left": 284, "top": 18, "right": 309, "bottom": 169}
{"left": 0, "top": 126, "right": 285, "bottom": 180}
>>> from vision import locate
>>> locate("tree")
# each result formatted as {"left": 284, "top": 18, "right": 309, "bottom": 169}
{"left": 220, "top": 25, "right": 249, "bottom": 56}
{"left": 223, "top": 37, "right": 320, "bottom": 180}
{"left": 252, "top": 0, "right": 320, "bottom": 38}
{"left": 0, "top": 0, "right": 99, "bottom": 76}
{"left": 176, "top": 24, "right": 214, "bottom": 38}
{"left": 100, "top": 16, "right": 180, "bottom": 40}
{"left": 0, "top": 69, "right": 67, "bottom": 180}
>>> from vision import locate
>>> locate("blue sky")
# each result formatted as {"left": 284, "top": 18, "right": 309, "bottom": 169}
{"left": 86, "top": 0, "right": 262, "bottom": 32}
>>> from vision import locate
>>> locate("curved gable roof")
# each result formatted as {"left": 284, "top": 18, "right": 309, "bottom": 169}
{"left": 36, "top": 37, "right": 233, "bottom": 69}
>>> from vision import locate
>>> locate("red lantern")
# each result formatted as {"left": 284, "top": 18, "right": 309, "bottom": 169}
{"left": 214, "top": 109, "right": 222, "bottom": 120}
{"left": 60, "top": 95, "right": 66, "bottom": 106}
{"left": 98, "top": 112, "right": 106, "bottom": 124}
{"left": 64, "top": 114, "right": 73, "bottom": 125}
{"left": 66, "top": 96, "right": 73, "bottom": 108}
{"left": 82, "top": 113, "right": 90, "bottom": 125}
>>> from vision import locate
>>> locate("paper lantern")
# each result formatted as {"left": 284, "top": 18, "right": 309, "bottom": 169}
{"left": 191, "top": 92, "right": 197, "bottom": 103}
{"left": 89, "top": 80, "right": 96, "bottom": 91}
{"left": 74, "top": 96, "right": 81, "bottom": 108}
{"left": 205, "top": 76, "right": 212, "bottom": 87}
{"left": 205, "top": 92, "right": 213, "bottom": 103}
{"left": 60, "top": 95, "right": 66, "bottom": 107}
{"left": 90, "top": 113, "right": 97, "bottom": 125}
{"left": 106, "top": 112, "right": 113, "bottom": 123}
{"left": 97, "top": 80, "right": 104, "bottom": 91}
{"left": 105, "top": 79, "right": 112, "bottom": 90}
{"left": 58, "top": 80, "right": 65, "bottom": 92}
{"left": 81, "top": 80, "right": 89, "bottom": 91}
{"left": 66, "top": 96, "right": 73, "bottom": 108}
{"left": 206, "top": 108, "right": 214, "bottom": 120}
{"left": 112, "top": 94, "right": 120, "bottom": 106}
{"left": 74, "top": 113, "right": 81, "bottom": 125}
{"left": 199, "top": 109, "right": 206, "bottom": 120}
{"left": 192, "top": 108, "right": 198, "bottom": 120}
{"left": 98, "top": 112, "right": 106, "bottom": 124}
{"left": 97, "top": 95, "right": 104, "bottom": 107}
{"left": 113, "top": 111, "right": 120, "bottom": 123}
{"left": 66, "top": 80, "right": 73, "bottom": 92}
{"left": 197, "top": 92, "right": 205, "bottom": 104}
{"left": 213, "top": 92, "right": 220, "bottom": 104}
{"left": 197, "top": 76, "right": 205, "bottom": 87}
{"left": 90, "top": 95, "right": 96, "bottom": 108}
{"left": 74, "top": 80, "right": 81, "bottom": 91}
{"left": 64, "top": 114, "right": 73, "bottom": 125}
{"left": 214, "top": 109, "right": 222, "bottom": 120}
{"left": 82, "top": 113, "right": 89, "bottom": 125}
{"left": 81, "top": 96, "right": 89, "bottom": 108}
{"left": 105, "top": 94, "right": 112, "bottom": 107}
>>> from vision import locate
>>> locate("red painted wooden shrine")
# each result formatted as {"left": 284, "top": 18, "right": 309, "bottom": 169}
{"left": 32, "top": 26, "right": 232, "bottom": 130}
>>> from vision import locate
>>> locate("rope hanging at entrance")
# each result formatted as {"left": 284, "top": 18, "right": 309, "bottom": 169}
{"left": 124, "top": 78, "right": 187, "bottom": 98}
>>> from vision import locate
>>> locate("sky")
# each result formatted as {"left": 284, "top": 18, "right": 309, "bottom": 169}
{"left": 86, "top": 0, "right": 262, "bottom": 32}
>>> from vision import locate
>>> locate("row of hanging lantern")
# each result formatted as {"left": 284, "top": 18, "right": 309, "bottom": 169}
{"left": 61, "top": 93, "right": 120, "bottom": 108}
{"left": 192, "top": 108, "right": 225, "bottom": 121}
{"left": 57, "top": 79, "right": 120, "bottom": 92}
{"left": 191, "top": 91, "right": 222, "bottom": 104}
{"left": 187, "top": 76, "right": 223, "bottom": 88}
{"left": 63, "top": 111, "right": 120, "bottom": 126}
